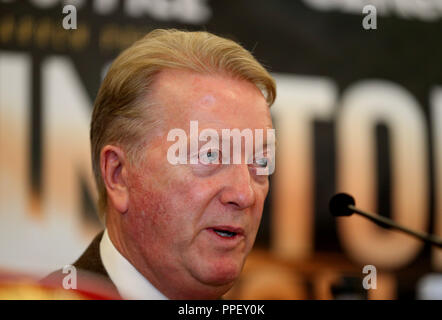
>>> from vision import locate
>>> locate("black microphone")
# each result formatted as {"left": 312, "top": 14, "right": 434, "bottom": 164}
{"left": 329, "top": 193, "right": 442, "bottom": 248}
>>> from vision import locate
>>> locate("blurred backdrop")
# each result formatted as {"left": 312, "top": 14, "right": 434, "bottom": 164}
{"left": 0, "top": 0, "right": 441, "bottom": 299}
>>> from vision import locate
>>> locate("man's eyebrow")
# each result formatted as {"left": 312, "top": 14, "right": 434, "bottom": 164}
{"left": 260, "top": 127, "right": 277, "bottom": 148}
{"left": 256, "top": 140, "right": 277, "bottom": 154}
{"left": 184, "top": 127, "right": 277, "bottom": 146}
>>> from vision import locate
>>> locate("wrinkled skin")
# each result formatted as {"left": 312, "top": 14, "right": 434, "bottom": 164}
{"left": 103, "top": 69, "right": 273, "bottom": 299}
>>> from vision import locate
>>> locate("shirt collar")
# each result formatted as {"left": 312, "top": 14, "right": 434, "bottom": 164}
{"left": 99, "top": 229, "right": 168, "bottom": 300}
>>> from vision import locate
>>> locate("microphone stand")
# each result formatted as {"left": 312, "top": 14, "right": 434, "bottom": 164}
{"left": 348, "top": 205, "right": 442, "bottom": 248}
{"left": 329, "top": 193, "right": 442, "bottom": 248}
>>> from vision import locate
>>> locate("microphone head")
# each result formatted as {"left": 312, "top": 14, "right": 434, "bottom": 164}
{"left": 329, "top": 193, "right": 355, "bottom": 217}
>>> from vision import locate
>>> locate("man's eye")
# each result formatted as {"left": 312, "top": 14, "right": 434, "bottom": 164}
{"left": 206, "top": 150, "right": 218, "bottom": 162}
{"left": 255, "top": 158, "right": 268, "bottom": 168}
{"left": 199, "top": 149, "right": 221, "bottom": 164}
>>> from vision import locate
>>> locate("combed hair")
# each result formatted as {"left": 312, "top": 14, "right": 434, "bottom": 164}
{"left": 90, "top": 29, "right": 276, "bottom": 222}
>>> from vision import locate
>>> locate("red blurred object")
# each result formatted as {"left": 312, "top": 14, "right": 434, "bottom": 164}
{"left": 0, "top": 269, "right": 121, "bottom": 300}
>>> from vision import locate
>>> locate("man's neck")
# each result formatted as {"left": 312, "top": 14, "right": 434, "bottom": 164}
{"left": 99, "top": 228, "right": 168, "bottom": 300}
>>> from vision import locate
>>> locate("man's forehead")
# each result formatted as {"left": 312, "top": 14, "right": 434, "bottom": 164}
{"left": 150, "top": 69, "right": 272, "bottom": 128}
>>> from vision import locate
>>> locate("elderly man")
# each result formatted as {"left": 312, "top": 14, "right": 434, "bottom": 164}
{"left": 44, "top": 29, "right": 276, "bottom": 300}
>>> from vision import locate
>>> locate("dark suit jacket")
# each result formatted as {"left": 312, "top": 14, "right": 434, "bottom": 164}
{"left": 41, "top": 231, "right": 122, "bottom": 299}
{"left": 42, "top": 231, "right": 224, "bottom": 300}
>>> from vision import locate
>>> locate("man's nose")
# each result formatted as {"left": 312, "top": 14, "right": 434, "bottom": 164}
{"left": 219, "top": 164, "right": 256, "bottom": 210}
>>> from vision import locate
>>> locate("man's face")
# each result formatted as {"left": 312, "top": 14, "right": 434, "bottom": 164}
{"left": 121, "top": 69, "right": 273, "bottom": 299}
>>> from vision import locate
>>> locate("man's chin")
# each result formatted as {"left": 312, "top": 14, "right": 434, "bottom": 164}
{"left": 192, "top": 259, "right": 243, "bottom": 288}
{"left": 204, "top": 272, "right": 238, "bottom": 287}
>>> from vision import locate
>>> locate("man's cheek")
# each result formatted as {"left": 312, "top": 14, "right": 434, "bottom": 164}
{"left": 166, "top": 176, "right": 211, "bottom": 210}
{"left": 128, "top": 187, "right": 169, "bottom": 231}
{"left": 185, "top": 178, "right": 220, "bottom": 203}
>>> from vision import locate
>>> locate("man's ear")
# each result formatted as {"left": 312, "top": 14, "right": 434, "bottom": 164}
{"left": 100, "top": 145, "right": 129, "bottom": 214}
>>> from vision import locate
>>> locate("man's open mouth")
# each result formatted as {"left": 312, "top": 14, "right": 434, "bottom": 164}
{"left": 213, "top": 229, "right": 236, "bottom": 238}
{"left": 208, "top": 226, "right": 244, "bottom": 239}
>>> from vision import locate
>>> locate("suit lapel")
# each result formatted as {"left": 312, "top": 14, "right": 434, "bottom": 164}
{"left": 73, "top": 230, "right": 109, "bottom": 277}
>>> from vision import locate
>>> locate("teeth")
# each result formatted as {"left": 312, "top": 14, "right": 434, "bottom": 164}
{"left": 214, "top": 229, "right": 235, "bottom": 237}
